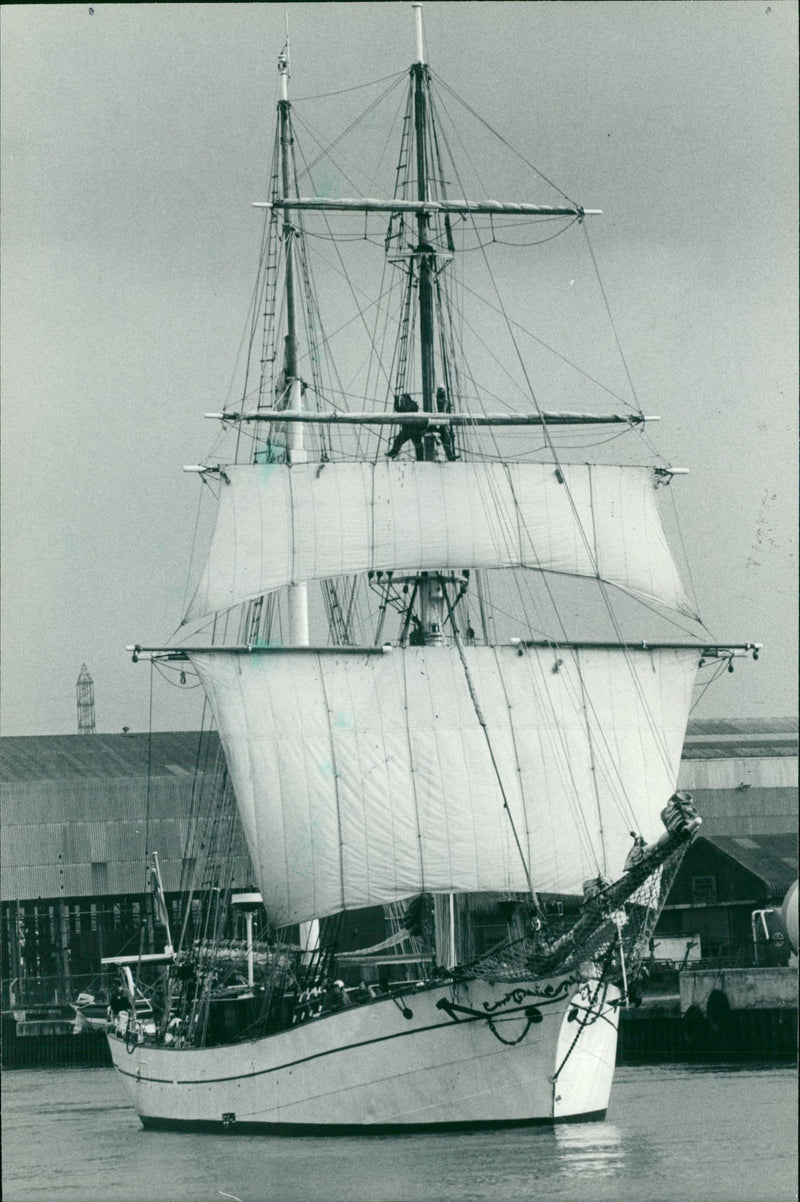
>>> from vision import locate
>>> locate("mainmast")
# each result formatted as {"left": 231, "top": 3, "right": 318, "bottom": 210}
{"left": 412, "top": 3, "right": 435, "bottom": 421}
{"left": 413, "top": 6, "right": 464, "bottom": 970}
{"left": 277, "top": 37, "right": 309, "bottom": 646}
{"left": 411, "top": 3, "right": 446, "bottom": 645}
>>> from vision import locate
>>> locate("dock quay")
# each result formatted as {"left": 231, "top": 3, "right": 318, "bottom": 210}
{"left": 1, "top": 1015, "right": 111, "bottom": 1068}
{"left": 618, "top": 965, "right": 797, "bottom": 1063}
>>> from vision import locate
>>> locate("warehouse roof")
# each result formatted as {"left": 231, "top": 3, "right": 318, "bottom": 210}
{"left": 677, "top": 711, "right": 797, "bottom": 759}
{"left": 687, "top": 718, "right": 798, "bottom": 735}
{"left": 700, "top": 833, "right": 798, "bottom": 897}
{"left": 1, "top": 732, "right": 236, "bottom": 901}
{"left": 682, "top": 716, "right": 798, "bottom": 760}
{"left": 1, "top": 718, "right": 796, "bottom": 783}
{"left": 0, "top": 731, "right": 221, "bottom": 783}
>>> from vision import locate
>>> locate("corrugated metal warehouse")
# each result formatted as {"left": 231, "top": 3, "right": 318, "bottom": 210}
{"left": 1, "top": 731, "right": 245, "bottom": 900}
{"left": 1, "top": 731, "right": 253, "bottom": 1007}
{"left": 656, "top": 718, "right": 797, "bottom": 963}
{"left": 676, "top": 717, "right": 798, "bottom": 837}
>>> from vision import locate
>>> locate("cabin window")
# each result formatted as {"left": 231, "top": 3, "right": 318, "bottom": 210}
{"left": 691, "top": 875, "right": 717, "bottom": 905}
{"left": 474, "top": 922, "right": 508, "bottom": 956}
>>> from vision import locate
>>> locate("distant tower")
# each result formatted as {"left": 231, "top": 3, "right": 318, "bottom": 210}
{"left": 76, "top": 664, "right": 96, "bottom": 734}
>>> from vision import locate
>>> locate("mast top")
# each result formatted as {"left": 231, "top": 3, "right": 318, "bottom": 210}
{"left": 412, "top": 2, "right": 425, "bottom": 65}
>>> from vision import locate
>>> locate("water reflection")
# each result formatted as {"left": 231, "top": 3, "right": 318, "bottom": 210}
{"left": 554, "top": 1121, "right": 626, "bottom": 1178}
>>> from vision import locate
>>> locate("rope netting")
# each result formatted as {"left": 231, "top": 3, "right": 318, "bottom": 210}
{"left": 453, "top": 843, "right": 688, "bottom": 984}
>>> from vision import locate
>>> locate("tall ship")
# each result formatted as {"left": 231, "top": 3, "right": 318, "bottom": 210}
{"left": 104, "top": 6, "right": 758, "bottom": 1132}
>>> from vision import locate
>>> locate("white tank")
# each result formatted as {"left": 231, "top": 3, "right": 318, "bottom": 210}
{"left": 780, "top": 880, "right": 798, "bottom": 955}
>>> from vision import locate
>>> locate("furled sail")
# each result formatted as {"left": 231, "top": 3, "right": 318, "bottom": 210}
{"left": 188, "top": 644, "right": 699, "bottom": 927}
{"left": 185, "top": 462, "right": 695, "bottom": 621}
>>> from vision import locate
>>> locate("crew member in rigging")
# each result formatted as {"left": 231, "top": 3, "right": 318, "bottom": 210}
{"left": 435, "top": 386, "right": 458, "bottom": 461}
{"left": 386, "top": 393, "right": 425, "bottom": 460}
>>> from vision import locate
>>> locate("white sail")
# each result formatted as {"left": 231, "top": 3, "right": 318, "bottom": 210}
{"left": 188, "top": 644, "right": 699, "bottom": 927}
{"left": 185, "top": 462, "right": 694, "bottom": 622}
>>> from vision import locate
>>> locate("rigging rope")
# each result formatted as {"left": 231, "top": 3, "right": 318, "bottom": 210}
{"left": 426, "top": 73, "right": 697, "bottom": 827}
{"left": 293, "top": 69, "right": 407, "bottom": 103}
{"left": 414, "top": 89, "right": 629, "bottom": 852}
{"left": 431, "top": 71, "right": 578, "bottom": 206}
{"left": 292, "top": 73, "right": 407, "bottom": 187}
{"left": 142, "top": 660, "right": 155, "bottom": 894}
{"left": 455, "top": 276, "right": 636, "bottom": 408}
{"left": 581, "top": 222, "right": 643, "bottom": 413}
{"left": 291, "top": 128, "right": 398, "bottom": 423}
{"left": 452, "top": 629, "right": 540, "bottom": 915}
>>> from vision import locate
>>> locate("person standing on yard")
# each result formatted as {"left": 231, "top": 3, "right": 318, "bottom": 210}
{"left": 435, "top": 386, "right": 458, "bottom": 460}
{"left": 387, "top": 393, "right": 424, "bottom": 460}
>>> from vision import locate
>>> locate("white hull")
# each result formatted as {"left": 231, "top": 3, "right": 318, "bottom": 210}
{"left": 108, "top": 974, "right": 620, "bottom": 1133}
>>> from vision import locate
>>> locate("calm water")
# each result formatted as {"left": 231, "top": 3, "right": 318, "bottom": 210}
{"left": 2, "top": 1064, "right": 796, "bottom": 1202}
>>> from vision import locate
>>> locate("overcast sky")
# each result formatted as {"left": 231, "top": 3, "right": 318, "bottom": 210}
{"left": 1, "top": 1, "right": 797, "bottom": 736}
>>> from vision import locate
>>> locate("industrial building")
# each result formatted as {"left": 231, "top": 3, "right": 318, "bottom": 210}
{"left": 654, "top": 833, "right": 796, "bottom": 964}
{"left": 2, "top": 718, "right": 797, "bottom": 1011}
{"left": 676, "top": 717, "right": 798, "bottom": 836}
{"left": 1, "top": 731, "right": 251, "bottom": 1009}
{"left": 652, "top": 717, "right": 798, "bottom": 965}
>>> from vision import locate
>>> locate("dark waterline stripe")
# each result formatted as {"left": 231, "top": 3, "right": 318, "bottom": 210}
{"left": 139, "top": 1109, "right": 607, "bottom": 1136}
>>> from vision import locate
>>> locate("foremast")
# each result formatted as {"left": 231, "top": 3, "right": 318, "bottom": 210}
{"left": 277, "top": 37, "right": 319, "bottom": 960}
{"left": 411, "top": 5, "right": 445, "bottom": 645}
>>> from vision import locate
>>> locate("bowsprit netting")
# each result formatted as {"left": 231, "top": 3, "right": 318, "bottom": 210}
{"left": 455, "top": 843, "right": 689, "bottom": 984}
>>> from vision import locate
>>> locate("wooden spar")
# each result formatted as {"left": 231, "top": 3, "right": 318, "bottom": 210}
{"left": 204, "top": 410, "right": 658, "bottom": 427}
{"left": 126, "top": 642, "right": 760, "bottom": 661}
{"left": 127, "top": 644, "right": 394, "bottom": 661}
{"left": 516, "top": 640, "right": 761, "bottom": 655}
{"left": 254, "top": 199, "right": 600, "bottom": 217}
{"left": 335, "top": 952, "right": 433, "bottom": 965}
{"left": 101, "top": 953, "right": 175, "bottom": 966}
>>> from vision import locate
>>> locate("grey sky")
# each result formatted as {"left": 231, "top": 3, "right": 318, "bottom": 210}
{"left": 1, "top": 1, "right": 797, "bottom": 736}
